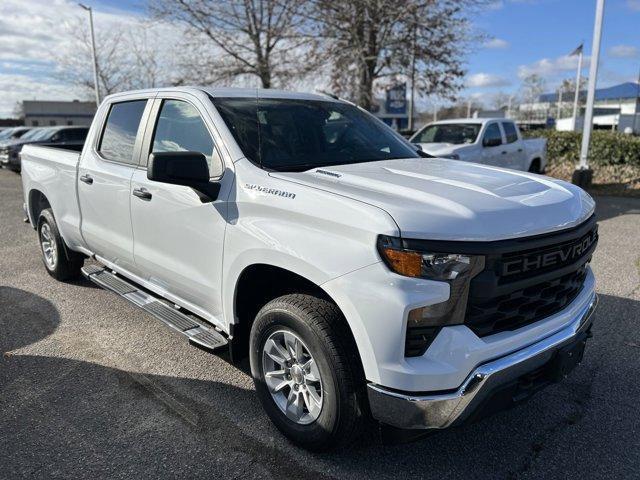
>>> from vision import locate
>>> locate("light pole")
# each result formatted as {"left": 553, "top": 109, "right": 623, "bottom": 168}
{"left": 571, "top": 45, "right": 584, "bottom": 131}
{"left": 79, "top": 3, "right": 101, "bottom": 107}
{"left": 557, "top": 86, "right": 563, "bottom": 120}
{"left": 573, "top": 0, "right": 605, "bottom": 188}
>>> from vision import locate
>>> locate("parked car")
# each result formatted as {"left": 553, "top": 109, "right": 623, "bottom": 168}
{"left": 410, "top": 118, "right": 547, "bottom": 173}
{"left": 0, "top": 126, "right": 88, "bottom": 172}
{"left": 0, "top": 126, "right": 32, "bottom": 146}
{"left": 21, "top": 87, "right": 597, "bottom": 451}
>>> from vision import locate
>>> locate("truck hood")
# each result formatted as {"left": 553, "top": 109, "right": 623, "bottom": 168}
{"left": 415, "top": 143, "right": 461, "bottom": 156}
{"left": 271, "top": 158, "right": 595, "bottom": 241}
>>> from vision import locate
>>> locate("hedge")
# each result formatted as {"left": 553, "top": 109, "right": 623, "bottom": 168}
{"left": 522, "top": 130, "right": 640, "bottom": 167}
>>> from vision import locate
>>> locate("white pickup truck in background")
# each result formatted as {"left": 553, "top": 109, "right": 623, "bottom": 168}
{"left": 20, "top": 87, "right": 596, "bottom": 451}
{"left": 410, "top": 118, "right": 547, "bottom": 173}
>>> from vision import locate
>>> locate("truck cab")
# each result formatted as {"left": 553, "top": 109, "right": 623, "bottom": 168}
{"left": 410, "top": 118, "right": 547, "bottom": 173}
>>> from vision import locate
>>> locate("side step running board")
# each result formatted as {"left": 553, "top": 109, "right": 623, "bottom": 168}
{"left": 82, "top": 265, "right": 228, "bottom": 352}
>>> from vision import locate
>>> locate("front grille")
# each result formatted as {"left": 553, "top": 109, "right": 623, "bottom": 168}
{"left": 465, "top": 216, "right": 597, "bottom": 337}
{"left": 466, "top": 264, "right": 588, "bottom": 337}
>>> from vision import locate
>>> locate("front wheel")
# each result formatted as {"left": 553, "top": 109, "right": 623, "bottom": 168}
{"left": 37, "top": 208, "right": 84, "bottom": 281}
{"left": 249, "top": 294, "right": 366, "bottom": 451}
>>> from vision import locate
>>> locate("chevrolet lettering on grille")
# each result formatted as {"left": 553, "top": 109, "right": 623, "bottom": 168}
{"left": 502, "top": 229, "right": 598, "bottom": 277}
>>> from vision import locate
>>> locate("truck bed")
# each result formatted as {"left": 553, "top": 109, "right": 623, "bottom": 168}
{"left": 21, "top": 144, "right": 84, "bottom": 251}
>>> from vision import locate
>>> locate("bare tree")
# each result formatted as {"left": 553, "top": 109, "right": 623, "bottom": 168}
{"left": 490, "top": 91, "right": 512, "bottom": 110}
{"left": 519, "top": 73, "right": 546, "bottom": 120}
{"left": 306, "top": 0, "right": 486, "bottom": 110}
{"left": 12, "top": 101, "right": 25, "bottom": 121}
{"left": 56, "top": 19, "right": 171, "bottom": 99}
{"left": 150, "top": 0, "right": 314, "bottom": 88}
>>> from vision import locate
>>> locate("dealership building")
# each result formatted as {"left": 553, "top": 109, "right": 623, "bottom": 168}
{"left": 519, "top": 82, "right": 640, "bottom": 132}
{"left": 22, "top": 100, "right": 97, "bottom": 127}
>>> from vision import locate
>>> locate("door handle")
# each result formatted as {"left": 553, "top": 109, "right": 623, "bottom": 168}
{"left": 132, "top": 187, "right": 152, "bottom": 200}
{"left": 517, "top": 148, "right": 523, "bottom": 152}
{"left": 79, "top": 174, "right": 93, "bottom": 185}
{"left": 501, "top": 151, "right": 508, "bottom": 155}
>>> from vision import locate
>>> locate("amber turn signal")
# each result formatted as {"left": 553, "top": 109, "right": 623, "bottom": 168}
{"left": 380, "top": 247, "right": 423, "bottom": 277}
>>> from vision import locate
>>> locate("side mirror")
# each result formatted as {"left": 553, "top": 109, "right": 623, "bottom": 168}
{"left": 147, "top": 151, "right": 221, "bottom": 202}
{"left": 483, "top": 137, "right": 501, "bottom": 147}
{"left": 413, "top": 143, "right": 423, "bottom": 151}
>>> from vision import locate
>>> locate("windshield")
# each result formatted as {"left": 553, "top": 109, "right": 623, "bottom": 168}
{"left": 413, "top": 123, "right": 481, "bottom": 145}
{"left": 0, "top": 129, "right": 14, "bottom": 140}
{"left": 0, "top": 128, "right": 26, "bottom": 140}
{"left": 211, "top": 97, "right": 418, "bottom": 171}
{"left": 20, "top": 128, "right": 51, "bottom": 141}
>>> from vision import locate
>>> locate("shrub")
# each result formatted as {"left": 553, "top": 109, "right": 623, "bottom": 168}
{"left": 523, "top": 130, "right": 640, "bottom": 167}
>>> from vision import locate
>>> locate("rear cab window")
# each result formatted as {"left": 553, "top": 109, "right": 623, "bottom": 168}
{"left": 98, "top": 100, "right": 148, "bottom": 164}
{"left": 501, "top": 122, "right": 519, "bottom": 144}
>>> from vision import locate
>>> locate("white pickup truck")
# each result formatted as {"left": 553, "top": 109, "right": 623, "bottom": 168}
{"left": 21, "top": 87, "right": 597, "bottom": 450}
{"left": 410, "top": 118, "right": 548, "bottom": 173}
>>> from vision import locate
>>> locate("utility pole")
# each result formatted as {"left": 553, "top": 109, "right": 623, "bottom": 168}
{"left": 573, "top": 0, "right": 605, "bottom": 188}
{"left": 79, "top": 3, "right": 101, "bottom": 107}
{"left": 572, "top": 45, "right": 584, "bottom": 131}
{"left": 467, "top": 100, "right": 472, "bottom": 118}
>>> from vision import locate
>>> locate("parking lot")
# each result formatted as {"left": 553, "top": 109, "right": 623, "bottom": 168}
{"left": 0, "top": 167, "right": 639, "bottom": 479}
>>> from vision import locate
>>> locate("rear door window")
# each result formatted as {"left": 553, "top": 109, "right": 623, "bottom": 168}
{"left": 99, "top": 100, "right": 147, "bottom": 164}
{"left": 502, "top": 122, "right": 518, "bottom": 144}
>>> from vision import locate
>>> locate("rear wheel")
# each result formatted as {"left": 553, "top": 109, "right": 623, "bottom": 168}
{"left": 528, "top": 158, "right": 541, "bottom": 173}
{"left": 249, "top": 294, "right": 366, "bottom": 451}
{"left": 37, "top": 208, "right": 83, "bottom": 281}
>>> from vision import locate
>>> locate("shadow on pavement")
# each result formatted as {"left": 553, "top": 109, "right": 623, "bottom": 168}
{"left": 594, "top": 195, "right": 640, "bottom": 222}
{"left": 1, "top": 287, "right": 638, "bottom": 479}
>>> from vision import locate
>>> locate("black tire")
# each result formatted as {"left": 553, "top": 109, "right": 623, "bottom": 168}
{"left": 37, "top": 208, "right": 84, "bottom": 281}
{"left": 528, "top": 158, "right": 541, "bottom": 174}
{"left": 249, "top": 294, "right": 366, "bottom": 451}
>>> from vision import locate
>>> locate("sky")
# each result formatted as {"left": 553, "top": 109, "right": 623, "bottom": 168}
{"left": 0, "top": 0, "right": 639, "bottom": 117}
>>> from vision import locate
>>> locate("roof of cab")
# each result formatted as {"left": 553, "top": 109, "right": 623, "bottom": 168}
{"left": 429, "top": 117, "right": 511, "bottom": 125}
{"left": 104, "top": 86, "right": 337, "bottom": 102}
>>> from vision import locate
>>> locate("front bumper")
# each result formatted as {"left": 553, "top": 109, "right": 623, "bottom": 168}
{"left": 367, "top": 292, "right": 597, "bottom": 430}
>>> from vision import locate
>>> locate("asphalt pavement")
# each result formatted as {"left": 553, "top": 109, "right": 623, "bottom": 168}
{"left": 1, "top": 168, "right": 639, "bottom": 479}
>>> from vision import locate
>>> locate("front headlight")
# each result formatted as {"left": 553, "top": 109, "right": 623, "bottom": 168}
{"left": 378, "top": 235, "right": 485, "bottom": 356}
{"left": 377, "top": 235, "right": 482, "bottom": 281}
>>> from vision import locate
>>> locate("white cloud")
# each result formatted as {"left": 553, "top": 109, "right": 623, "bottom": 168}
{"left": 0, "top": 74, "right": 86, "bottom": 118}
{"left": 517, "top": 54, "right": 590, "bottom": 80}
{"left": 609, "top": 45, "right": 638, "bottom": 58}
{"left": 487, "top": 0, "right": 540, "bottom": 9}
{"left": 484, "top": 38, "right": 509, "bottom": 49}
{"left": 627, "top": 0, "right": 640, "bottom": 11}
{"left": 0, "top": 0, "right": 183, "bottom": 117}
{"left": 466, "top": 73, "right": 511, "bottom": 88}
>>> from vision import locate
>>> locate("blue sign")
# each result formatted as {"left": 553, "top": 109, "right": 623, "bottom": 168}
{"left": 386, "top": 83, "right": 407, "bottom": 114}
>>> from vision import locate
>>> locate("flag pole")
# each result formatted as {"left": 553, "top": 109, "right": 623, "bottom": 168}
{"left": 573, "top": 0, "right": 605, "bottom": 188}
